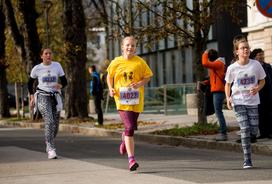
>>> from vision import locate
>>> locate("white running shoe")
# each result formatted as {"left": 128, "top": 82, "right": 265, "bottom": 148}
{"left": 48, "top": 150, "right": 57, "bottom": 159}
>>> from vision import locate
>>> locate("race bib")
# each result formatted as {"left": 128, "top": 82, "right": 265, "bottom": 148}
{"left": 119, "top": 87, "right": 139, "bottom": 105}
{"left": 237, "top": 74, "right": 256, "bottom": 91}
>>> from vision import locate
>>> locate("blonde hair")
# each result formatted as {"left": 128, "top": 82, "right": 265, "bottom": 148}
{"left": 121, "top": 36, "right": 137, "bottom": 46}
{"left": 232, "top": 35, "right": 247, "bottom": 60}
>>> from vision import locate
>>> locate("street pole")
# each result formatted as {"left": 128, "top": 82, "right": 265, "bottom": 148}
{"left": 41, "top": 0, "right": 53, "bottom": 48}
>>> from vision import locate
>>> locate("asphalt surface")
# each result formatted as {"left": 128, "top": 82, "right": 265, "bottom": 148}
{"left": 1, "top": 128, "right": 272, "bottom": 184}
{"left": 2, "top": 112, "right": 272, "bottom": 155}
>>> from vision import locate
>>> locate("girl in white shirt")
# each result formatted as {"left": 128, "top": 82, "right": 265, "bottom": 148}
{"left": 225, "top": 35, "right": 265, "bottom": 169}
{"left": 28, "top": 48, "right": 67, "bottom": 159}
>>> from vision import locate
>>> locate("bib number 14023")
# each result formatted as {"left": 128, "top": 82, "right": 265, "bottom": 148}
{"left": 119, "top": 87, "right": 140, "bottom": 105}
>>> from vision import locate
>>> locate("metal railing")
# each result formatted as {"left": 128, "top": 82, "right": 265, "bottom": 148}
{"left": 103, "top": 83, "right": 196, "bottom": 115}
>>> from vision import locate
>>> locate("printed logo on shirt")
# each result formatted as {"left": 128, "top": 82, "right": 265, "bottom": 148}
{"left": 123, "top": 71, "right": 134, "bottom": 81}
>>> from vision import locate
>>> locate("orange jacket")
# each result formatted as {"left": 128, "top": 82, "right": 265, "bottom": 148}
{"left": 202, "top": 51, "right": 225, "bottom": 92}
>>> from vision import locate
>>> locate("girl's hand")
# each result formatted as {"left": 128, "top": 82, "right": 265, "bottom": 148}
{"left": 226, "top": 97, "right": 232, "bottom": 110}
{"left": 54, "top": 84, "right": 62, "bottom": 90}
{"left": 249, "top": 86, "right": 259, "bottom": 96}
{"left": 30, "top": 95, "right": 35, "bottom": 109}
{"left": 109, "top": 88, "right": 115, "bottom": 97}
{"left": 130, "top": 82, "right": 141, "bottom": 89}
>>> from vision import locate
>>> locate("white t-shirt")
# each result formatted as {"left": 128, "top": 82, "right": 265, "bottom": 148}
{"left": 225, "top": 59, "right": 266, "bottom": 106}
{"left": 30, "top": 61, "right": 65, "bottom": 93}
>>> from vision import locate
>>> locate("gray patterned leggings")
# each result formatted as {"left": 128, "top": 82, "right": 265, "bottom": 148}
{"left": 234, "top": 105, "right": 259, "bottom": 161}
{"left": 37, "top": 94, "right": 60, "bottom": 152}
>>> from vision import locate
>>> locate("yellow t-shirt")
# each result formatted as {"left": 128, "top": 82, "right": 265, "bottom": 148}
{"left": 107, "top": 55, "right": 153, "bottom": 112}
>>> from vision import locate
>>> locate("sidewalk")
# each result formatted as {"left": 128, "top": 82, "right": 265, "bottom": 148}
{"left": 1, "top": 110, "right": 272, "bottom": 155}
{"left": 0, "top": 146, "right": 195, "bottom": 184}
{"left": 102, "top": 110, "right": 238, "bottom": 133}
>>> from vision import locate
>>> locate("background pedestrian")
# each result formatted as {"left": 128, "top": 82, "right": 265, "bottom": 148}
{"left": 202, "top": 49, "right": 227, "bottom": 141}
{"left": 88, "top": 65, "right": 104, "bottom": 126}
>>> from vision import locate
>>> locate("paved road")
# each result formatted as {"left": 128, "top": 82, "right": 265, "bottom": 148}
{"left": 1, "top": 128, "right": 272, "bottom": 184}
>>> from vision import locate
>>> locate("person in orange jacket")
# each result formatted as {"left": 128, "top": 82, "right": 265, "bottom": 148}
{"left": 202, "top": 49, "right": 227, "bottom": 141}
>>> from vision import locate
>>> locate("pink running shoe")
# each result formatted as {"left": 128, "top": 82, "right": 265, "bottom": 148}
{"left": 119, "top": 132, "right": 127, "bottom": 155}
{"left": 129, "top": 159, "right": 139, "bottom": 171}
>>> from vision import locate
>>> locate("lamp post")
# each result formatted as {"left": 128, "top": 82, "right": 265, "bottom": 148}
{"left": 41, "top": 0, "right": 53, "bottom": 48}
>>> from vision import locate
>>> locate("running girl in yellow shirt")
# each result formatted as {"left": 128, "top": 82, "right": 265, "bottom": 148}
{"left": 107, "top": 36, "right": 153, "bottom": 171}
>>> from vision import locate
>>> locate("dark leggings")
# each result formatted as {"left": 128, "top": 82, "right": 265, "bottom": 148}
{"left": 119, "top": 111, "right": 139, "bottom": 136}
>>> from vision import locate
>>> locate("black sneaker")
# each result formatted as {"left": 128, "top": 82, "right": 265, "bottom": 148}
{"left": 243, "top": 159, "right": 253, "bottom": 169}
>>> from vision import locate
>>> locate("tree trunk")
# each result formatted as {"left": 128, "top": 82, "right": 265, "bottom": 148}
{"left": 0, "top": 2, "right": 10, "bottom": 118}
{"left": 0, "top": 64, "right": 10, "bottom": 118}
{"left": 4, "top": 0, "right": 41, "bottom": 73}
{"left": 194, "top": 46, "right": 207, "bottom": 124}
{"left": 4, "top": 0, "right": 42, "bottom": 118}
{"left": 18, "top": 0, "right": 42, "bottom": 119}
{"left": 193, "top": 0, "right": 207, "bottom": 124}
{"left": 18, "top": 0, "right": 42, "bottom": 74}
{"left": 62, "top": 0, "right": 88, "bottom": 118}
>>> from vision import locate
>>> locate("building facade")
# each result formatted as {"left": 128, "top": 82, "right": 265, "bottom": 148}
{"left": 242, "top": 0, "right": 272, "bottom": 63}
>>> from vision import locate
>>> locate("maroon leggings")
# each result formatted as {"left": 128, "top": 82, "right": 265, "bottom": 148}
{"left": 118, "top": 110, "right": 139, "bottom": 136}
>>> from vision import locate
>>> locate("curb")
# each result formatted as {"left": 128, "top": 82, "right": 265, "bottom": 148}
{"left": 134, "top": 133, "right": 272, "bottom": 156}
{"left": 59, "top": 124, "right": 120, "bottom": 137}
{"left": 0, "top": 120, "right": 44, "bottom": 129}
{"left": 1, "top": 120, "right": 272, "bottom": 156}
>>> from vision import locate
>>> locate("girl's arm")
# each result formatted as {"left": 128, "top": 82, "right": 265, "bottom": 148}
{"left": 250, "top": 79, "right": 265, "bottom": 95}
{"left": 107, "top": 74, "right": 115, "bottom": 97}
{"left": 225, "top": 82, "right": 232, "bottom": 110}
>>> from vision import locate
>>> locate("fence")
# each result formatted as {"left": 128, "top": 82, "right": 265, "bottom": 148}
{"left": 103, "top": 83, "right": 196, "bottom": 115}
